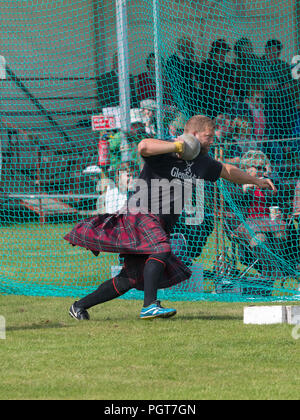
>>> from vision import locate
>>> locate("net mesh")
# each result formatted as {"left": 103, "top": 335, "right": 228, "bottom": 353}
{"left": 0, "top": 0, "right": 299, "bottom": 302}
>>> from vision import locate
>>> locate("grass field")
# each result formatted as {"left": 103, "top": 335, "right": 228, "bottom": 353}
{"left": 0, "top": 296, "right": 299, "bottom": 400}
{"left": 0, "top": 222, "right": 299, "bottom": 400}
{"left": 0, "top": 222, "right": 117, "bottom": 289}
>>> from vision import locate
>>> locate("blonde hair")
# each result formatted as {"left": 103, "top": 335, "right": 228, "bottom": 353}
{"left": 184, "top": 115, "right": 215, "bottom": 134}
{"left": 240, "top": 149, "right": 271, "bottom": 169}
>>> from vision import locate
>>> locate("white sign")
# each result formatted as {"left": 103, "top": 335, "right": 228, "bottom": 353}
{"left": 0, "top": 316, "right": 5, "bottom": 340}
{"left": 92, "top": 115, "right": 116, "bottom": 131}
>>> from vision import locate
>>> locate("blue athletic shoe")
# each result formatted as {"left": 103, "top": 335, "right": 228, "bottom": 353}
{"left": 140, "top": 300, "right": 177, "bottom": 319}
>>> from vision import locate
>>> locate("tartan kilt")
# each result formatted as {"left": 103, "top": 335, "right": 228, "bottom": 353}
{"left": 233, "top": 217, "right": 287, "bottom": 243}
{"left": 64, "top": 211, "right": 192, "bottom": 290}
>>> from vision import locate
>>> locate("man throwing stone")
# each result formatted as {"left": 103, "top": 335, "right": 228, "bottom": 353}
{"left": 65, "top": 115, "right": 276, "bottom": 320}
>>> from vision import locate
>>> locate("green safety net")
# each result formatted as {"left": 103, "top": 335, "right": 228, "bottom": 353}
{"left": 0, "top": 0, "right": 299, "bottom": 302}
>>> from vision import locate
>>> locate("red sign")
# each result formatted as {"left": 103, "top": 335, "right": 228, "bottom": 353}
{"left": 92, "top": 115, "right": 116, "bottom": 131}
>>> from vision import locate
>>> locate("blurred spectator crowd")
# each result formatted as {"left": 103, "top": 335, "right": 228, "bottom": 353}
{"left": 96, "top": 36, "right": 300, "bottom": 174}
{"left": 91, "top": 37, "right": 299, "bottom": 294}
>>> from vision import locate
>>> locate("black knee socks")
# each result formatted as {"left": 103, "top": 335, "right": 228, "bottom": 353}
{"left": 76, "top": 275, "right": 132, "bottom": 310}
{"left": 143, "top": 252, "right": 170, "bottom": 307}
{"left": 76, "top": 251, "right": 170, "bottom": 310}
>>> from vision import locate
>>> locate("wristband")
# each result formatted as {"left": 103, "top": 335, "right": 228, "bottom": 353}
{"left": 174, "top": 141, "right": 184, "bottom": 154}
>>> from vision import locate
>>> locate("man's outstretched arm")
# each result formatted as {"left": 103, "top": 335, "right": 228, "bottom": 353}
{"left": 220, "top": 163, "right": 277, "bottom": 193}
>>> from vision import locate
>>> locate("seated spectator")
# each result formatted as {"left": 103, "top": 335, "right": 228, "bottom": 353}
{"left": 165, "top": 37, "right": 201, "bottom": 115}
{"left": 214, "top": 114, "right": 233, "bottom": 137}
{"left": 262, "top": 39, "right": 298, "bottom": 139}
{"left": 231, "top": 86, "right": 283, "bottom": 159}
{"left": 287, "top": 180, "right": 300, "bottom": 263}
{"left": 236, "top": 83, "right": 300, "bottom": 164}
{"left": 226, "top": 150, "right": 288, "bottom": 296}
{"left": 214, "top": 113, "right": 241, "bottom": 163}
{"left": 97, "top": 53, "right": 138, "bottom": 109}
{"left": 136, "top": 52, "right": 173, "bottom": 105}
{"left": 97, "top": 161, "right": 140, "bottom": 214}
{"left": 231, "top": 116, "right": 257, "bottom": 155}
{"left": 140, "top": 99, "right": 157, "bottom": 137}
{"left": 233, "top": 87, "right": 266, "bottom": 138}
{"left": 197, "top": 39, "right": 234, "bottom": 118}
{"left": 239, "top": 151, "right": 274, "bottom": 219}
{"left": 245, "top": 88, "right": 266, "bottom": 143}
